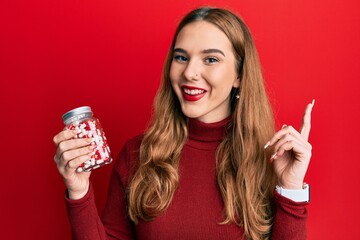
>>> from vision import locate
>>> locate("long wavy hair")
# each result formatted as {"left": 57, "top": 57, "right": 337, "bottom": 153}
{"left": 128, "top": 7, "right": 276, "bottom": 240}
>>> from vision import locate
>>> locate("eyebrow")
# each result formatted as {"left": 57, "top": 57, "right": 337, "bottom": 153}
{"left": 173, "top": 48, "right": 226, "bottom": 57}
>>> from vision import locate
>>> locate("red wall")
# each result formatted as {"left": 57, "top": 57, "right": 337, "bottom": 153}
{"left": 1, "top": 0, "right": 359, "bottom": 239}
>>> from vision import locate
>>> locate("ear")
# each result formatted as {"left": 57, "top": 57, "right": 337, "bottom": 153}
{"left": 232, "top": 77, "right": 240, "bottom": 88}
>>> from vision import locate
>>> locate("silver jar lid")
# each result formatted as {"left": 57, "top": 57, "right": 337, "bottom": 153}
{"left": 62, "top": 106, "right": 93, "bottom": 125}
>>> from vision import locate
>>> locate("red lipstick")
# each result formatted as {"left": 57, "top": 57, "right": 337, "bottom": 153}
{"left": 181, "top": 85, "right": 207, "bottom": 102}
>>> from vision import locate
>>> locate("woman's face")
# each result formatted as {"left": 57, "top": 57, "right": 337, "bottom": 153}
{"left": 170, "top": 21, "right": 239, "bottom": 123}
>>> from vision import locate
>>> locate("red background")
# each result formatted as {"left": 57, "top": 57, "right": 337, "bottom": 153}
{"left": 1, "top": 0, "right": 359, "bottom": 239}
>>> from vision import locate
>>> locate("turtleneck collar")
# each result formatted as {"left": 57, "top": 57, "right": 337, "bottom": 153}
{"left": 186, "top": 116, "right": 231, "bottom": 150}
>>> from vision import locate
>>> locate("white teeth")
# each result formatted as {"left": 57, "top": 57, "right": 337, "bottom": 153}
{"left": 184, "top": 88, "right": 205, "bottom": 95}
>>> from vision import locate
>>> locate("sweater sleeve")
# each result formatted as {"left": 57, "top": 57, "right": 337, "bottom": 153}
{"left": 271, "top": 191, "right": 309, "bottom": 240}
{"left": 64, "top": 136, "right": 141, "bottom": 240}
{"left": 65, "top": 183, "right": 107, "bottom": 239}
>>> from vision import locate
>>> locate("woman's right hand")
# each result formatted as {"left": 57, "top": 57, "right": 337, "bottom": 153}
{"left": 53, "top": 129, "right": 96, "bottom": 200}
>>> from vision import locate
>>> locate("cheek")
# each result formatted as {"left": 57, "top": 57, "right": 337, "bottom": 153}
{"left": 207, "top": 66, "right": 236, "bottom": 86}
{"left": 169, "top": 63, "right": 178, "bottom": 82}
{"left": 169, "top": 63, "right": 184, "bottom": 89}
{"left": 169, "top": 69, "right": 179, "bottom": 93}
{"left": 206, "top": 67, "right": 238, "bottom": 96}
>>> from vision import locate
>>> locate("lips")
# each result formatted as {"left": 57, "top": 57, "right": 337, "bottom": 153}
{"left": 181, "top": 85, "right": 207, "bottom": 102}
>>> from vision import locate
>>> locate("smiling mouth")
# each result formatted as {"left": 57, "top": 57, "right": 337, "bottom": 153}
{"left": 183, "top": 88, "right": 205, "bottom": 95}
{"left": 181, "top": 86, "right": 207, "bottom": 102}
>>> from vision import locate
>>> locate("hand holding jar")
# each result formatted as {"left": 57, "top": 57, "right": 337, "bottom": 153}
{"left": 53, "top": 106, "right": 112, "bottom": 199}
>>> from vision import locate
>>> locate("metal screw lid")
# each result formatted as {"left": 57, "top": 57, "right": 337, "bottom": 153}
{"left": 62, "top": 106, "right": 93, "bottom": 125}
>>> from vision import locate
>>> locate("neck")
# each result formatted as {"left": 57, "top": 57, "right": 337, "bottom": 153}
{"left": 186, "top": 116, "right": 231, "bottom": 150}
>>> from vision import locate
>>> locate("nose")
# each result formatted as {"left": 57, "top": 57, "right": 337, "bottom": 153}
{"left": 183, "top": 59, "right": 201, "bottom": 81}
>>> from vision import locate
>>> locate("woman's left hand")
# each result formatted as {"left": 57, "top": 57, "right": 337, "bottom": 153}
{"left": 265, "top": 100, "right": 315, "bottom": 189}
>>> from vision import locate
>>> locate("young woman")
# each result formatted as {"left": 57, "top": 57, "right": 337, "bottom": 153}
{"left": 53, "top": 7, "right": 314, "bottom": 240}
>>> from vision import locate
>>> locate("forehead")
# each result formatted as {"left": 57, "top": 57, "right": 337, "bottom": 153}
{"left": 174, "top": 21, "right": 232, "bottom": 51}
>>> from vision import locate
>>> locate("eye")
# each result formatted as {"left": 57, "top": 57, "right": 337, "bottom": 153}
{"left": 204, "top": 56, "right": 219, "bottom": 64}
{"left": 174, "top": 55, "right": 188, "bottom": 62}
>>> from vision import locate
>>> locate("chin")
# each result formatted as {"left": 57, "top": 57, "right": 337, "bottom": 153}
{"left": 182, "top": 112, "right": 200, "bottom": 119}
{"left": 180, "top": 108, "right": 203, "bottom": 119}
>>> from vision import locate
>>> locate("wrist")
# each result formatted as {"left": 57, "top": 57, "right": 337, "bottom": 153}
{"left": 68, "top": 183, "right": 90, "bottom": 200}
{"left": 278, "top": 181, "right": 304, "bottom": 190}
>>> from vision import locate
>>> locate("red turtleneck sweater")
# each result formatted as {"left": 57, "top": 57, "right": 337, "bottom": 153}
{"left": 65, "top": 118, "right": 308, "bottom": 239}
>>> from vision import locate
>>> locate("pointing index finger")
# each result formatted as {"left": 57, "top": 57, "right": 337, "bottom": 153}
{"left": 300, "top": 99, "right": 315, "bottom": 140}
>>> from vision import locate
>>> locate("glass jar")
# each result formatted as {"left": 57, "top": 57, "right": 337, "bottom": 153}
{"left": 62, "top": 106, "right": 112, "bottom": 172}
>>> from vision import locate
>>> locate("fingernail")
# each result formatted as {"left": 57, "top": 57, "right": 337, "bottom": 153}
{"left": 270, "top": 152, "right": 277, "bottom": 161}
{"left": 88, "top": 145, "right": 96, "bottom": 150}
{"left": 264, "top": 141, "right": 270, "bottom": 149}
{"left": 311, "top": 99, "right": 315, "bottom": 106}
{"left": 282, "top": 124, "right": 287, "bottom": 129}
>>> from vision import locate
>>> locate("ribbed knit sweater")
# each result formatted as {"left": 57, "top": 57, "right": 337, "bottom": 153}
{"left": 65, "top": 117, "right": 308, "bottom": 239}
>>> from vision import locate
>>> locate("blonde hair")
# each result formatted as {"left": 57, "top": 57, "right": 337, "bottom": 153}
{"left": 128, "top": 7, "right": 276, "bottom": 240}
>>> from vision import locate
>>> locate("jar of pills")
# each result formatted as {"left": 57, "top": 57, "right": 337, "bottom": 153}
{"left": 62, "top": 106, "right": 112, "bottom": 172}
